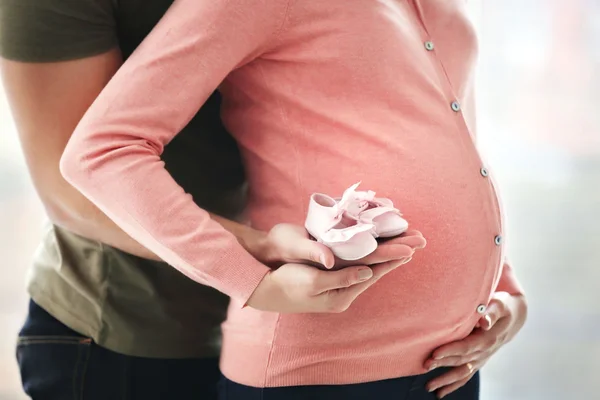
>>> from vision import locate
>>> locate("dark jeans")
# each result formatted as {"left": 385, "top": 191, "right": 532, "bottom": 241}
{"left": 219, "top": 369, "right": 480, "bottom": 400}
{"left": 16, "top": 300, "right": 221, "bottom": 400}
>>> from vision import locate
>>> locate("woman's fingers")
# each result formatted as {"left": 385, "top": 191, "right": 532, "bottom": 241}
{"left": 425, "top": 351, "right": 487, "bottom": 370}
{"left": 426, "top": 362, "right": 480, "bottom": 394}
{"left": 337, "top": 230, "right": 426, "bottom": 267}
{"left": 436, "top": 372, "right": 476, "bottom": 399}
{"left": 394, "top": 234, "right": 427, "bottom": 249}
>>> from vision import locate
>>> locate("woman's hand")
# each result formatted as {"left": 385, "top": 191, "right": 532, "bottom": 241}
{"left": 246, "top": 258, "right": 407, "bottom": 313}
{"left": 240, "top": 223, "right": 426, "bottom": 313}
{"left": 424, "top": 292, "right": 528, "bottom": 399}
{"left": 256, "top": 223, "right": 426, "bottom": 270}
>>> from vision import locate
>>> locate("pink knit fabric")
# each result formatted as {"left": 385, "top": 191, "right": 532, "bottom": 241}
{"left": 61, "top": 0, "right": 524, "bottom": 387}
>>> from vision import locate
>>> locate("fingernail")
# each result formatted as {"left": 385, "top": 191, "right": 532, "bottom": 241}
{"left": 319, "top": 254, "right": 328, "bottom": 267}
{"left": 358, "top": 268, "right": 373, "bottom": 281}
{"left": 428, "top": 385, "right": 437, "bottom": 393}
{"left": 402, "top": 256, "right": 412, "bottom": 264}
{"left": 428, "top": 363, "right": 437, "bottom": 371}
{"left": 434, "top": 355, "right": 444, "bottom": 360}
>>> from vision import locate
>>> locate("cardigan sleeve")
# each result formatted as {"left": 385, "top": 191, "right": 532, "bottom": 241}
{"left": 60, "top": 0, "right": 290, "bottom": 301}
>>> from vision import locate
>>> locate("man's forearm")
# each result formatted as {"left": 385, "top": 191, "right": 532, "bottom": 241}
{"left": 210, "top": 214, "right": 268, "bottom": 260}
{"left": 0, "top": 53, "right": 157, "bottom": 258}
{"left": 54, "top": 186, "right": 265, "bottom": 263}
{"left": 48, "top": 182, "right": 161, "bottom": 260}
{"left": 1, "top": 52, "right": 262, "bottom": 264}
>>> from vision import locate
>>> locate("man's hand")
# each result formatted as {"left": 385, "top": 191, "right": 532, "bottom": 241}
{"left": 243, "top": 223, "right": 426, "bottom": 313}
{"left": 424, "top": 292, "right": 528, "bottom": 399}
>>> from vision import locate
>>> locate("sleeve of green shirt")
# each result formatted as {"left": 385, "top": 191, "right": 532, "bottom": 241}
{"left": 0, "top": 0, "right": 118, "bottom": 62}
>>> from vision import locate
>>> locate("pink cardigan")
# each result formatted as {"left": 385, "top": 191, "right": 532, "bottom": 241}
{"left": 62, "top": 0, "right": 524, "bottom": 387}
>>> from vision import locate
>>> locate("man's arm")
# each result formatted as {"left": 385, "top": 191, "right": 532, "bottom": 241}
{"left": 0, "top": 0, "right": 162, "bottom": 259}
{"left": 1, "top": 53, "right": 161, "bottom": 260}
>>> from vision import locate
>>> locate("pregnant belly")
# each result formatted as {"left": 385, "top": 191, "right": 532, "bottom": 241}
{"left": 240, "top": 125, "right": 505, "bottom": 345}
{"left": 274, "top": 205, "right": 501, "bottom": 348}
{"left": 246, "top": 163, "right": 503, "bottom": 348}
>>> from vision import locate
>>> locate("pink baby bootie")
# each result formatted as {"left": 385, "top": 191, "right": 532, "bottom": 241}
{"left": 305, "top": 191, "right": 377, "bottom": 261}
{"left": 305, "top": 183, "right": 408, "bottom": 260}
{"left": 338, "top": 182, "right": 408, "bottom": 238}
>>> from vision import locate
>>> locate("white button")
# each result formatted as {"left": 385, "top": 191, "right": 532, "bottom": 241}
{"left": 494, "top": 235, "right": 503, "bottom": 246}
{"left": 425, "top": 41, "right": 435, "bottom": 51}
{"left": 451, "top": 101, "right": 461, "bottom": 112}
{"left": 480, "top": 167, "right": 489, "bottom": 177}
{"left": 477, "top": 304, "right": 487, "bottom": 314}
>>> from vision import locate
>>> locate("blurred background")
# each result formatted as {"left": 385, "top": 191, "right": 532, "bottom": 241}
{"left": 0, "top": 0, "right": 598, "bottom": 399}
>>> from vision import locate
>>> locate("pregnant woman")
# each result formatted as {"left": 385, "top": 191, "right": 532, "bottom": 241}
{"left": 61, "top": 0, "right": 527, "bottom": 399}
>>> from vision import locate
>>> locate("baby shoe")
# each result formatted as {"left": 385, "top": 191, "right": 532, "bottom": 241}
{"left": 305, "top": 191, "right": 378, "bottom": 260}
{"left": 337, "top": 182, "right": 408, "bottom": 238}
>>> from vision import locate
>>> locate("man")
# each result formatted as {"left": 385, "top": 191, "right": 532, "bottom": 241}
{"left": 0, "top": 0, "right": 422, "bottom": 398}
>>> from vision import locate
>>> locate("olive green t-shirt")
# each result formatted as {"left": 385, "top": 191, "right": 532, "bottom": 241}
{"left": 0, "top": 0, "right": 248, "bottom": 358}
